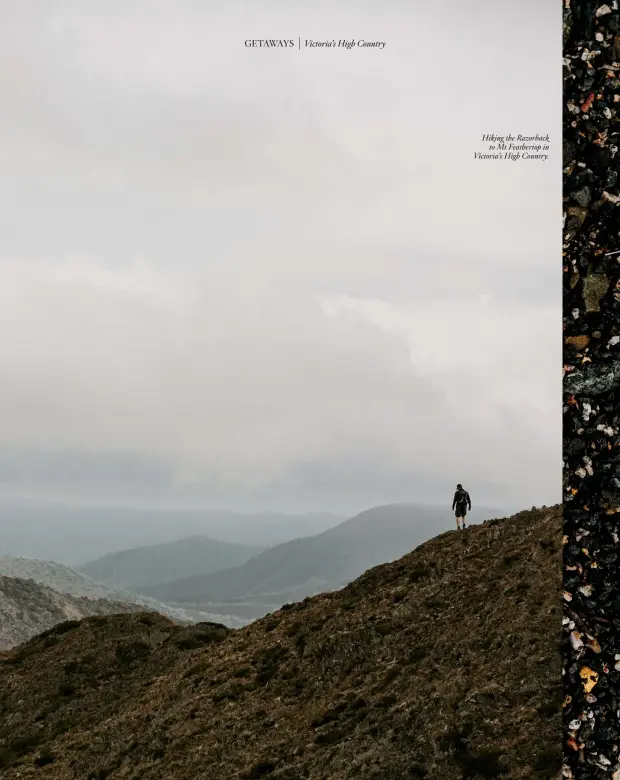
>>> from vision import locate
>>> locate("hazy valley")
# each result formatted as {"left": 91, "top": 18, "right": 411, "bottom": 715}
{"left": 0, "top": 556, "right": 249, "bottom": 644}
{"left": 1, "top": 503, "right": 502, "bottom": 633}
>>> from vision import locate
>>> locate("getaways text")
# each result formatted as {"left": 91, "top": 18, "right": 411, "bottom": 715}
{"left": 245, "top": 40, "right": 295, "bottom": 47}
{"left": 243, "top": 39, "right": 387, "bottom": 50}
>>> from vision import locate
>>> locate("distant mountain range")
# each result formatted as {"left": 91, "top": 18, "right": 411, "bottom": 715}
{"left": 0, "top": 574, "right": 145, "bottom": 650}
{"left": 0, "top": 556, "right": 248, "bottom": 629}
{"left": 0, "top": 497, "right": 344, "bottom": 564}
{"left": 140, "top": 503, "right": 500, "bottom": 618}
{"left": 0, "top": 502, "right": 502, "bottom": 629}
{"left": 78, "top": 536, "right": 264, "bottom": 590}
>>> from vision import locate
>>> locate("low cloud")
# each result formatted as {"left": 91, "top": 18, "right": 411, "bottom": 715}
{"left": 0, "top": 255, "right": 559, "bottom": 509}
{"left": 0, "top": 1, "right": 560, "bottom": 513}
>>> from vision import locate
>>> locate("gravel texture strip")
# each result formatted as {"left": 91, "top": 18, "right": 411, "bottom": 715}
{"left": 563, "top": 2, "right": 620, "bottom": 778}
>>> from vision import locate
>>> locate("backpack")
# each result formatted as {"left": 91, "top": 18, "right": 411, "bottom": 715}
{"left": 455, "top": 489, "right": 468, "bottom": 505}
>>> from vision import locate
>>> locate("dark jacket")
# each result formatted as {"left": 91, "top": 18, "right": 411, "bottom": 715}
{"left": 452, "top": 489, "right": 471, "bottom": 511}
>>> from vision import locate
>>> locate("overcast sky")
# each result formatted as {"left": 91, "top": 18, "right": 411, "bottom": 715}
{"left": 0, "top": 0, "right": 560, "bottom": 515}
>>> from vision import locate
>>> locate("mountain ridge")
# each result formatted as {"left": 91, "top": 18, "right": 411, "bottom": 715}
{"left": 141, "top": 502, "right": 500, "bottom": 617}
{"left": 0, "top": 499, "right": 345, "bottom": 564}
{"left": 0, "top": 574, "right": 145, "bottom": 650}
{"left": 0, "top": 556, "right": 248, "bottom": 630}
{"left": 78, "top": 535, "right": 265, "bottom": 590}
{"left": 0, "top": 504, "right": 562, "bottom": 779}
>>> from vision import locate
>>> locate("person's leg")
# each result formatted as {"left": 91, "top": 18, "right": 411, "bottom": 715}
{"left": 456, "top": 514, "right": 462, "bottom": 530}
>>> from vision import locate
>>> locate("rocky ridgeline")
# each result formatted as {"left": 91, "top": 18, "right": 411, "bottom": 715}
{"left": 0, "top": 556, "right": 248, "bottom": 632}
{"left": 0, "top": 575, "right": 145, "bottom": 650}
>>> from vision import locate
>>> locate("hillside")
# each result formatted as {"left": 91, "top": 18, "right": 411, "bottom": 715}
{"left": 141, "top": 503, "right": 499, "bottom": 618}
{"left": 78, "top": 536, "right": 264, "bottom": 591}
{"left": 0, "top": 557, "right": 248, "bottom": 629}
{"left": 0, "top": 575, "right": 145, "bottom": 650}
{"left": 0, "top": 505, "right": 561, "bottom": 779}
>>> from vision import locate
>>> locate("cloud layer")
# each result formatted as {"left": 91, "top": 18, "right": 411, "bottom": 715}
{"left": 0, "top": 1, "right": 560, "bottom": 513}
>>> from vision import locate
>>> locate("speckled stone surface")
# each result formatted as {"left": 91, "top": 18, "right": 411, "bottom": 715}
{"left": 563, "top": 2, "right": 620, "bottom": 777}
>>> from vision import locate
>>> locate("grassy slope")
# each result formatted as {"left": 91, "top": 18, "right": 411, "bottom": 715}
{"left": 0, "top": 506, "right": 561, "bottom": 780}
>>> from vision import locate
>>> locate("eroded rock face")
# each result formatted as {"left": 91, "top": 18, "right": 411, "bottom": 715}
{"left": 0, "top": 575, "right": 144, "bottom": 650}
{"left": 0, "top": 506, "right": 562, "bottom": 780}
{"left": 0, "top": 556, "right": 248, "bottom": 629}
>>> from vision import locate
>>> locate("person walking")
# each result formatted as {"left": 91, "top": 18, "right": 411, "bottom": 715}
{"left": 452, "top": 484, "right": 471, "bottom": 530}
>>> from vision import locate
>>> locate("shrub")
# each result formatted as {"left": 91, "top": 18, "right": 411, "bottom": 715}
{"left": 0, "top": 748, "right": 13, "bottom": 768}
{"left": 407, "top": 646, "right": 427, "bottom": 664}
{"left": 409, "top": 566, "right": 431, "bottom": 582}
{"left": 284, "top": 621, "right": 302, "bottom": 637}
{"left": 244, "top": 759, "right": 277, "bottom": 778}
{"left": 174, "top": 624, "right": 227, "bottom": 650}
{"left": 383, "top": 666, "right": 401, "bottom": 684}
{"left": 115, "top": 640, "right": 151, "bottom": 663}
{"left": 9, "top": 733, "right": 42, "bottom": 756}
{"left": 34, "top": 750, "right": 56, "bottom": 767}
{"left": 212, "top": 682, "right": 248, "bottom": 703}
{"left": 58, "top": 682, "right": 76, "bottom": 697}
{"left": 38, "top": 620, "right": 81, "bottom": 640}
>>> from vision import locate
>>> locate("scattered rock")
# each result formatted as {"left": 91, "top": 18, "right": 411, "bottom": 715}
{"left": 567, "top": 205, "right": 588, "bottom": 227}
{"left": 565, "top": 335, "right": 591, "bottom": 350}
{"left": 572, "top": 186, "right": 592, "bottom": 207}
{"left": 582, "top": 273, "right": 609, "bottom": 313}
{"left": 595, "top": 4, "right": 612, "bottom": 17}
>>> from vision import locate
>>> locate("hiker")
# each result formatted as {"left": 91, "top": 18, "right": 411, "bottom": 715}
{"left": 452, "top": 484, "right": 471, "bottom": 530}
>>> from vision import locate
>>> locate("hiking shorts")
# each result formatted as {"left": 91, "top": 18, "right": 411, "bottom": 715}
{"left": 455, "top": 504, "right": 467, "bottom": 518}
